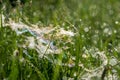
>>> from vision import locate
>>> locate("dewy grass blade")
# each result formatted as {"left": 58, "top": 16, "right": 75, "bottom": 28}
{"left": 25, "top": 59, "right": 46, "bottom": 80}
{"left": 0, "top": 13, "right": 2, "bottom": 27}
{"left": 1, "top": 0, "right": 120, "bottom": 80}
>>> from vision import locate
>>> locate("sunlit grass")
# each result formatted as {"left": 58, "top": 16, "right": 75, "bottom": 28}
{"left": 1, "top": 0, "right": 120, "bottom": 80}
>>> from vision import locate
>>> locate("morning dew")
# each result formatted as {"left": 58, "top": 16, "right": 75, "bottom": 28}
{"left": 103, "top": 28, "right": 112, "bottom": 35}
{"left": 115, "top": 21, "right": 119, "bottom": 24}
{"left": 84, "top": 27, "right": 89, "bottom": 32}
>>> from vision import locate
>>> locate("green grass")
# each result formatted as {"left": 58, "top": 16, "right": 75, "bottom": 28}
{"left": 1, "top": 0, "right": 120, "bottom": 80}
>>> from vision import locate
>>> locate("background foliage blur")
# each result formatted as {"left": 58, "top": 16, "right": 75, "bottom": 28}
{"left": 1, "top": 0, "right": 120, "bottom": 80}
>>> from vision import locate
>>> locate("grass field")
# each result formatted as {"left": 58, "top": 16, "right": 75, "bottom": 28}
{"left": 1, "top": 0, "right": 120, "bottom": 80}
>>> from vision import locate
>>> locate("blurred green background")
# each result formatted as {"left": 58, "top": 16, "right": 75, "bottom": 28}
{"left": 1, "top": 0, "right": 120, "bottom": 80}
